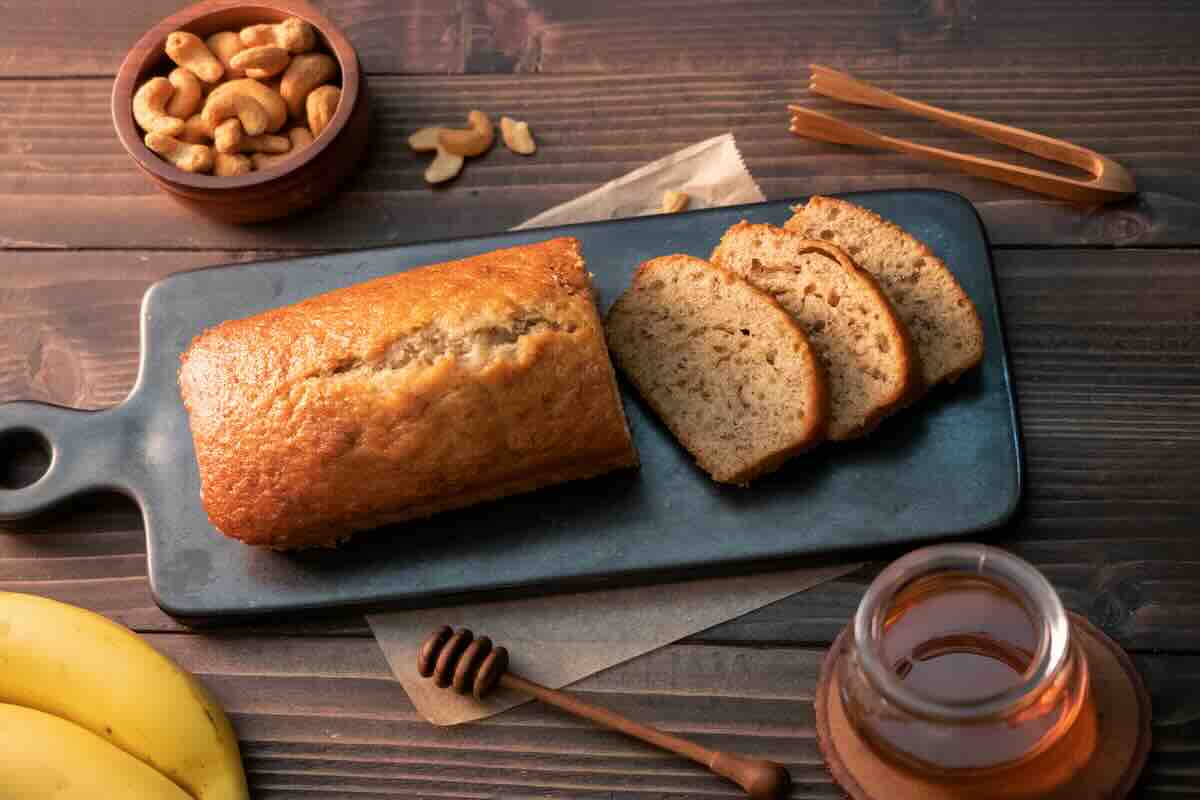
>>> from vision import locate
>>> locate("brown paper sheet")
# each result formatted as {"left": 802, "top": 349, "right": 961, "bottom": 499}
{"left": 368, "top": 564, "right": 856, "bottom": 725}
{"left": 367, "top": 133, "right": 857, "bottom": 725}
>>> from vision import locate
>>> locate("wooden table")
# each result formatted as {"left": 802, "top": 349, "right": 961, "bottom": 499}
{"left": 2, "top": 1, "right": 1198, "bottom": 796}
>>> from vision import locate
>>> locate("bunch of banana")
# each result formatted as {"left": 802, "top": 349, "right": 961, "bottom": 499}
{"left": 0, "top": 592, "right": 249, "bottom": 800}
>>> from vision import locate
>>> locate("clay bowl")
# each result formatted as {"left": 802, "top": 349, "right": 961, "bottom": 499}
{"left": 111, "top": 0, "right": 368, "bottom": 224}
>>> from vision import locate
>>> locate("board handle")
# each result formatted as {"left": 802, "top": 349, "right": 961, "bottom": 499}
{"left": 0, "top": 401, "right": 134, "bottom": 521}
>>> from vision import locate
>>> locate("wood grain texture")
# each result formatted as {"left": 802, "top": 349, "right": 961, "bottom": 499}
{"left": 2, "top": 73, "right": 1200, "bottom": 250}
{"left": 0, "top": 0, "right": 463, "bottom": 78}
{"left": 2, "top": 2, "right": 1199, "bottom": 795}
{"left": 2, "top": 248, "right": 1198, "bottom": 652}
{"left": 142, "top": 635, "right": 1198, "bottom": 798}
{"left": 5, "top": 0, "right": 1200, "bottom": 77}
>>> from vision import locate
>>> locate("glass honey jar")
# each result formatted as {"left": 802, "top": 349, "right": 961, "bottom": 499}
{"left": 838, "top": 544, "right": 1098, "bottom": 798}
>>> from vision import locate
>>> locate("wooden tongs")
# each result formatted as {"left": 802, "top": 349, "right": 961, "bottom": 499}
{"left": 789, "top": 65, "right": 1135, "bottom": 205}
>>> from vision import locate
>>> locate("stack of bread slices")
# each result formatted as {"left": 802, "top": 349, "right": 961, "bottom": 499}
{"left": 605, "top": 196, "right": 985, "bottom": 485}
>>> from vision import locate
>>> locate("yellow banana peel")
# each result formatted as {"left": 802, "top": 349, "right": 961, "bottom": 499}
{"left": 0, "top": 703, "right": 192, "bottom": 799}
{"left": 0, "top": 592, "right": 248, "bottom": 800}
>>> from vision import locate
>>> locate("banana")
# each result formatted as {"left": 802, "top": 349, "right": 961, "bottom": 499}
{"left": 0, "top": 703, "right": 192, "bottom": 800}
{"left": 0, "top": 592, "right": 248, "bottom": 800}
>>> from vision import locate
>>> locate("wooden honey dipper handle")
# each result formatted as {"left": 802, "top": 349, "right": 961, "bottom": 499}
{"left": 418, "top": 627, "right": 791, "bottom": 800}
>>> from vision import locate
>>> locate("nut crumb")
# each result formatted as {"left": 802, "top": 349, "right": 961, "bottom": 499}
{"left": 662, "top": 190, "right": 689, "bottom": 214}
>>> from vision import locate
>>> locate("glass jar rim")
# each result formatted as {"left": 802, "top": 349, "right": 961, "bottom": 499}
{"left": 853, "top": 543, "right": 1071, "bottom": 722}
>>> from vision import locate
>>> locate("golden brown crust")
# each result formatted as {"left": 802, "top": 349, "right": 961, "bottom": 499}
{"left": 179, "top": 237, "right": 637, "bottom": 549}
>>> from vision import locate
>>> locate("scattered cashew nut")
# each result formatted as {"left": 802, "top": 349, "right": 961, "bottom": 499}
{"left": 305, "top": 85, "right": 340, "bottom": 137}
{"left": 407, "top": 127, "right": 442, "bottom": 152}
{"left": 240, "top": 17, "right": 316, "bottom": 54}
{"left": 230, "top": 45, "right": 291, "bottom": 80}
{"left": 214, "top": 152, "right": 252, "bottom": 177}
{"left": 438, "top": 110, "right": 494, "bottom": 157}
{"left": 661, "top": 190, "right": 690, "bottom": 214}
{"left": 205, "top": 31, "right": 246, "bottom": 80}
{"left": 133, "top": 77, "right": 186, "bottom": 136}
{"left": 499, "top": 116, "right": 536, "bottom": 155}
{"left": 165, "top": 68, "right": 203, "bottom": 119}
{"left": 165, "top": 31, "right": 224, "bottom": 84}
{"left": 205, "top": 78, "right": 288, "bottom": 133}
{"left": 424, "top": 149, "right": 465, "bottom": 184}
{"left": 202, "top": 90, "right": 270, "bottom": 137}
{"left": 280, "top": 53, "right": 337, "bottom": 118}
{"left": 408, "top": 126, "right": 464, "bottom": 184}
{"left": 144, "top": 132, "right": 214, "bottom": 173}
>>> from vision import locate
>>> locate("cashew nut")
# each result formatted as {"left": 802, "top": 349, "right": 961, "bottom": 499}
{"left": 247, "top": 127, "right": 313, "bottom": 171}
{"left": 280, "top": 53, "right": 338, "bottom": 118}
{"left": 438, "top": 110, "right": 494, "bottom": 157}
{"left": 288, "top": 126, "right": 315, "bottom": 151}
{"left": 239, "top": 133, "right": 291, "bottom": 154}
{"left": 499, "top": 116, "right": 536, "bottom": 155}
{"left": 249, "top": 151, "right": 292, "bottom": 171}
{"left": 214, "top": 152, "right": 252, "bottom": 176}
{"left": 133, "top": 77, "right": 186, "bottom": 136}
{"left": 240, "top": 17, "right": 316, "bottom": 54}
{"left": 661, "top": 190, "right": 690, "bottom": 214}
{"left": 180, "top": 114, "right": 215, "bottom": 143}
{"left": 408, "top": 126, "right": 463, "bottom": 184}
{"left": 204, "top": 78, "right": 288, "bottom": 133}
{"left": 424, "top": 149, "right": 464, "bottom": 184}
{"left": 230, "top": 45, "right": 291, "bottom": 80}
{"left": 165, "top": 31, "right": 224, "bottom": 84}
{"left": 205, "top": 31, "right": 246, "bottom": 80}
{"left": 144, "top": 132, "right": 214, "bottom": 173}
{"left": 165, "top": 68, "right": 203, "bottom": 119}
{"left": 407, "top": 127, "right": 443, "bottom": 152}
{"left": 305, "top": 85, "right": 340, "bottom": 137}
{"left": 202, "top": 90, "right": 270, "bottom": 137}
{"left": 213, "top": 119, "right": 244, "bottom": 154}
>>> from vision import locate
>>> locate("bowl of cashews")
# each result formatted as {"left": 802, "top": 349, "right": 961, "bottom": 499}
{"left": 112, "top": 0, "right": 368, "bottom": 223}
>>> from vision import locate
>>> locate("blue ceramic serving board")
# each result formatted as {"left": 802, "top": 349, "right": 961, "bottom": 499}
{"left": 0, "top": 191, "right": 1021, "bottom": 620}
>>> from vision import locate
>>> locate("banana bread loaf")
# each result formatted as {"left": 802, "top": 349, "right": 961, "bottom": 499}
{"left": 179, "top": 237, "right": 638, "bottom": 549}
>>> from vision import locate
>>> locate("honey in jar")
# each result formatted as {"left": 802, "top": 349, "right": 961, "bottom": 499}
{"left": 838, "top": 545, "right": 1097, "bottom": 798}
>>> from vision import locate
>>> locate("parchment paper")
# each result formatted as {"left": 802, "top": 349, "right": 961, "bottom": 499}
{"left": 368, "top": 133, "right": 857, "bottom": 725}
{"left": 514, "top": 133, "right": 765, "bottom": 228}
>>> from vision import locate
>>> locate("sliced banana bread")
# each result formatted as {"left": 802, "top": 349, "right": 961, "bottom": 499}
{"left": 605, "top": 255, "right": 828, "bottom": 484}
{"left": 711, "top": 223, "right": 918, "bottom": 440}
{"left": 784, "top": 196, "right": 984, "bottom": 386}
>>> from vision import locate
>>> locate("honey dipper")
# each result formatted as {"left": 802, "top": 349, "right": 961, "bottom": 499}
{"left": 418, "top": 626, "right": 792, "bottom": 800}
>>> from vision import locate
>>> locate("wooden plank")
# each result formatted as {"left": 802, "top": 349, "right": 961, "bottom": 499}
{"left": 2, "top": 248, "right": 1199, "bottom": 648}
{"left": 141, "top": 635, "right": 1200, "bottom": 798}
{"left": 4, "top": 0, "right": 1200, "bottom": 77}
{"left": 0, "top": 0, "right": 462, "bottom": 78}
{"left": 526, "top": 0, "right": 1200, "bottom": 75}
{"left": 2, "top": 74, "right": 1200, "bottom": 249}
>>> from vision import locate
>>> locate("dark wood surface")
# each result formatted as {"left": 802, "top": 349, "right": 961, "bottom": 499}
{"left": 1, "top": 1, "right": 1198, "bottom": 797}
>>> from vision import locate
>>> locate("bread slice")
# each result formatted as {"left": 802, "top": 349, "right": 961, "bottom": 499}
{"left": 711, "top": 223, "right": 918, "bottom": 440}
{"left": 605, "top": 255, "right": 827, "bottom": 484}
{"left": 784, "top": 196, "right": 984, "bottom": 387}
